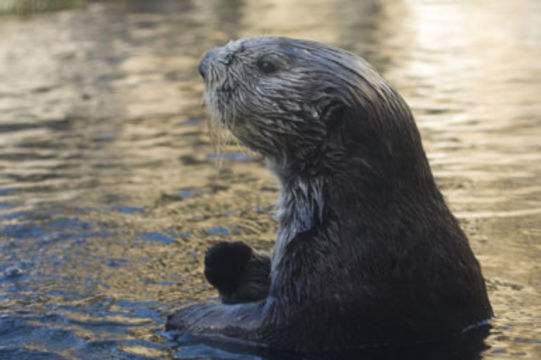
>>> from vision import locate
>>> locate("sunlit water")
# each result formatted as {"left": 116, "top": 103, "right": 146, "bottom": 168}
{"left": 0, "top": 0, "right": 540, "bottom": 359}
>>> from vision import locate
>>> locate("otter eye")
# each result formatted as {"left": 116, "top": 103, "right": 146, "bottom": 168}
{"left": 257, "top": 58, "right": 278, "bottom": 74}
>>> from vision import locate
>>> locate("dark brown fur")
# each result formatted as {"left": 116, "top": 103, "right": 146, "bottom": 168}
{"left": 204, "top": 241, "right": 270, "bottom": 304}
{"left": 167, "top": 37, "right": 492, "bottom": 352}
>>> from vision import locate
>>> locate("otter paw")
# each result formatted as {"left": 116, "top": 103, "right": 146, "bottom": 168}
{"left": 204, "top": 241, "right": 253, "bottom": 297}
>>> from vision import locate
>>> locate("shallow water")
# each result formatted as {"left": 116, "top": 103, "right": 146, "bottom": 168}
{"left": 0, "top": 0, "right": 540, "bottom": 359}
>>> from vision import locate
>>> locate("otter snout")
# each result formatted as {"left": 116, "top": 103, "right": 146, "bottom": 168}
{"left": 199, "top": 48, "right": 219, "bottom": 79}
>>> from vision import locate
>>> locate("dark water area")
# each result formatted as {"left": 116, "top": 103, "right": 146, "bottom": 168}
{"left": 0, "top": 0, "right": 540, "bottom": 359}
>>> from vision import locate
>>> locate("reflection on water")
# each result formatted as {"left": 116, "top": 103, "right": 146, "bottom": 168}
{"left": 0, "top": 0, "right": 540, "bottom": 359}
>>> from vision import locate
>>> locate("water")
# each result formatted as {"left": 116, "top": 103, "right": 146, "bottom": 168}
{"left": 0, "top": 0, "right": 540, "bottom": 359}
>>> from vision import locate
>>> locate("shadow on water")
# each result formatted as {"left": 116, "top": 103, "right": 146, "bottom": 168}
{"left": 170, "top": 326, "right": 490, "bottom": 360}
{"left": 0, "top": 0, "right": 84, "bottom": 15}
{"left": 0, "top": 0, "right": 540, "bottom": 359}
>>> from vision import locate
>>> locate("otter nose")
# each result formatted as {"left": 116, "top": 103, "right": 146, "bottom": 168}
{"left": 199, "top": 48, "right": 219, "bottom": 79}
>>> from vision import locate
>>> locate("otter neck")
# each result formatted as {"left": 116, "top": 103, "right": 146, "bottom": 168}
{"left": 267, "top": 153, "right": 445, "bottom": 275}
{"left": 270, "top": 173, "right": 327, "bottom": 277}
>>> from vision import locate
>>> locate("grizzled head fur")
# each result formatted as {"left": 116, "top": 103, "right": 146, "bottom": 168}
{"left": 200, "top": 36, "right": 431, "bottom": 187}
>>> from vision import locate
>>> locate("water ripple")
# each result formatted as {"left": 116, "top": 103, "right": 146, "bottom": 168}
{"left": 0, "top": 0, "right": 540, "bottom": 359}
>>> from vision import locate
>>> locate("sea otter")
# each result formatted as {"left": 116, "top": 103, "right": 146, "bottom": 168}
{"left": 166, "top": 37, "right": 492, "bottom": 352}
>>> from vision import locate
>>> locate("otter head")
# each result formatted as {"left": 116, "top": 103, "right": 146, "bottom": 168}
{"left": 199, "top": 37, "right": 430, "bottom": 185}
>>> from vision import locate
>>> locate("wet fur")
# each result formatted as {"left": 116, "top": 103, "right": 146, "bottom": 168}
{"left": 167, "top": 36, "right": 492, "bottom": 351}
{"left": 204, "top": 241, "right": 270, "bottom": 304}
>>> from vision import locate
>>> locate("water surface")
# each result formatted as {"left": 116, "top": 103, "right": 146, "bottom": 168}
{"left": 1, "top": 0, "right": 540, "bottom": 359}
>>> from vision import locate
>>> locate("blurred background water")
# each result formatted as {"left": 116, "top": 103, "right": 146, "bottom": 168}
{"left": 0, "top": 0, "right": 540, "bottom": 359}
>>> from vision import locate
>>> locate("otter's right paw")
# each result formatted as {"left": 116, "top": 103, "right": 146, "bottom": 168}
{"left": 204, "top": 241, "right": 253, "bottom": 296}
{"left": 204, "top": 241, "right": 270, "bottom": 304}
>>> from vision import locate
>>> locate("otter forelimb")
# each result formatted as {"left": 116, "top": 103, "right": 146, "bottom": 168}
{"left": 204, "top": 241, "right": 271, "bottom": 304}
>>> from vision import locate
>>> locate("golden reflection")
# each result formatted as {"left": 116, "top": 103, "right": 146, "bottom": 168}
{"left": 118, "top": 345, "right": 168, "bottom": 358}
{"left": 0, "top": 0, "right": 540, "bottom": 359}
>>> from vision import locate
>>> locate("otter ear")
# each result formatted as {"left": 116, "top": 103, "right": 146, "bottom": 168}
{"left": 323, "top": 102, "right": 354, "bottom": 145}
